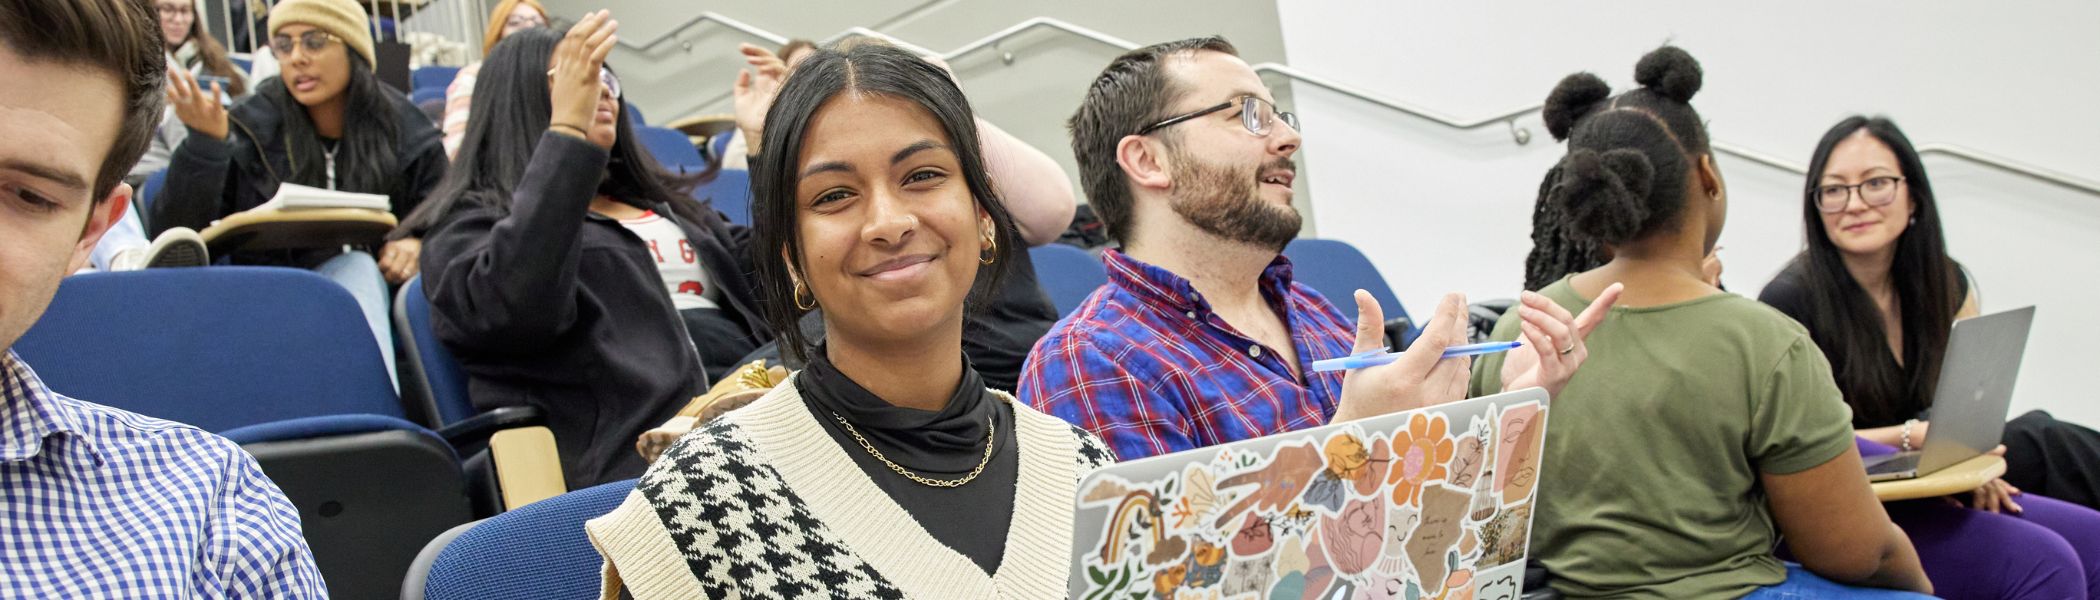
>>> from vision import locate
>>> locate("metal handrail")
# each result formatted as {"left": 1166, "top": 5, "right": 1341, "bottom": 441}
{"left": 1915, "top": 144, "right": 2099, "bottom": 195}
{"left": 620, "top": 11, "right": 788, "bottom": 53}
{"left": 611, "top": 13, "right": 2100, "bottom": 196}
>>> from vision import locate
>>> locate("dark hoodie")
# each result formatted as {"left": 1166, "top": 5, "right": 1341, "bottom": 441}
{"left": 419, "top": 132, "right": 770, "bottom": 489}
{"left": 152, "top": 76, "right": 446, "bottom": 268}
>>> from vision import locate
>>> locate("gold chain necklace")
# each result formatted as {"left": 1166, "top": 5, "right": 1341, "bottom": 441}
{"left": 832, "top": 401, "right": 1000, "bottom": 488}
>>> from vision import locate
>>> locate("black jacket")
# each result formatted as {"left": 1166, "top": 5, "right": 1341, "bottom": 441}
{"left": 419, "top": 133, "right": 767, "bottom": 489}
{"left": 152, "top": 77, "right": 446, "bottom": 267}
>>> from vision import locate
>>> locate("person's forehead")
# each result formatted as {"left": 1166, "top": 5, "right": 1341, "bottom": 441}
{"left": 1823, "top": 132, "right": 1900, "bottom": 177}
{"left": 0, "top": 47, "right": 124, "bottom": 196}
{"left": 797, "top": 93, "right": 953, "bottom": 170}
{"left": 1164, "top": 50, "right": 1271, "bottom": 106}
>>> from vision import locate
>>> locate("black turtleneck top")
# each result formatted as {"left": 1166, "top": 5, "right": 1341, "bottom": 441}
{"left": 797, "top": 350, "right": 1017, "bottom": 574}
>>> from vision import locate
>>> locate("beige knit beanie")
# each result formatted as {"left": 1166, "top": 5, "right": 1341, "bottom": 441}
{"left": 267, "top": 0, "right": 376, "bottom": 66}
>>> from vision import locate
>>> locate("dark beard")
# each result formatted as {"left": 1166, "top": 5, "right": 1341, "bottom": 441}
{"left": 1168, "top": 152, "right": 1301, "bottom": 251}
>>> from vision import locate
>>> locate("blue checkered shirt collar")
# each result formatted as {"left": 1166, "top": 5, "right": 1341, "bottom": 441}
{"left": 1, "top": 349, "right": 100, "bottom": 465}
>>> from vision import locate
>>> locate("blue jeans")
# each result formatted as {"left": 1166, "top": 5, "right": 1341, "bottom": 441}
{"left": 1742, "top": 564, "right": 1935, "bottom": 599}
{"left": 317, "top": 251, "right": 396, "bottom": 390}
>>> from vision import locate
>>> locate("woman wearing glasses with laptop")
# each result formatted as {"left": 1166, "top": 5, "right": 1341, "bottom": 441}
{"left": 1760, "top": 116, "right": 2100, "bottom": 599}
{"left": 153, "top": 0, "right": 447, "bottom": 372}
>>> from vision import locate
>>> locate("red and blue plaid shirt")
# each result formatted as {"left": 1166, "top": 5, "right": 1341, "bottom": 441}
{"left": 1018, "top": 249, "right": 1354, "bottom": 461}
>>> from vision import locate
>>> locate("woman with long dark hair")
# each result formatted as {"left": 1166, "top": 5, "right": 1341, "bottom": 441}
{"left": 1759, "top": 116, "right": 2100, "bottom": 597}
{"left": 1762, "top": 117, "right": 2100, "bottom": 509}
{"left": 406, "top": 16, "right": 768, "bottom": 488}
{"left": 125, "top": 0, "right": 249, "bottom": 184}
{"left": 153, "top": 0, "right": 247, "bottom": 98}
{"left": 155, "top": 0, "right": 445, "bottom": 377}
{"left": 588, "top": 42, "right": 1111, "bottom": 598}
{"left": 1475, "top": 46, "right": 1934, "bottom": 598}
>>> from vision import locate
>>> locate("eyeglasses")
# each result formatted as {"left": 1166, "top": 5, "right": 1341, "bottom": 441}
{"left": 598, "top": 67, "right": 621, "bottom": 98}
{"left": 504, "top": 14, "right": 546, "bottom": 29}
{"left": 545, "top": 66, "right": 622, "bottom": 98}
{"left": 154, "top": 3, "right": 193, "bottom": 18}
{"left": 1815, "top": 176, "right": 1905, "bottom": 213}
{"left": 269, "top": 30, "right": 340, "bottom": 59}
{"left": 1138, "top": 95, "right": 1298, "bottom": 137}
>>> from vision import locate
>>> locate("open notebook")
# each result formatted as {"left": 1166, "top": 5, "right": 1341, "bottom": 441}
{"left": 1071, "top": 388, "right": 1551, "bottom": 599}
{"left": 254, "top": 183, "right": 390, "bottom": 212}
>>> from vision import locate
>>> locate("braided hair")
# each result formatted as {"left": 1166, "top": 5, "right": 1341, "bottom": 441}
{"left": 1522, "top": 46, "right": 1713, "bottom": 289}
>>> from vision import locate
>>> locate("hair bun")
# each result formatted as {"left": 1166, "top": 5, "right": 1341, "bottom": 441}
{"left": 1552, "top": 148, "right": 1655, "bottom": 243}
{"left": 1634, "top": 46, "right": 1702, "bottom": 103}
{"left": 1543, "top": 72, "right": 1611, "bottom": 141}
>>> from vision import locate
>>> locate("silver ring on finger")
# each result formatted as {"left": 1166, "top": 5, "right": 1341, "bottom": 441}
{"left": 1558, "top": 345, "right": 1576, "bottom": 356}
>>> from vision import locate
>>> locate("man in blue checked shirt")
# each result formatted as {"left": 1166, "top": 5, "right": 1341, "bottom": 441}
{"left": 0, "top": 0, "right": 326, "bottom": 596}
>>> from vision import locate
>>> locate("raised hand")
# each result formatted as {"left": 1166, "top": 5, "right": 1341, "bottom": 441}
{"left": 731, "top": 43, "right": 788, "bottom": 155}
{"left": 166, "top": 66, "right": 229, "bottom": 141}
{"left": 1333, "top": 291, "right": 1471, "bottom": 424}
{"left": 549, "top": 10, "right": 618, "bottom": 148}
{"left": 1500, "top": 283, "right": 1623, "bottom": 397}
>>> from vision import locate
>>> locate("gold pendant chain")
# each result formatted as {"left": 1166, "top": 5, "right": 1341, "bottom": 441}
{"left": 832, "top": 401, "right": 1001, "bottom": 488}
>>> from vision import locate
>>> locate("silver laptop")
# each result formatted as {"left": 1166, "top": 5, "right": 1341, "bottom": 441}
{"left": 1069, "top": 388, "right": 1550, "bottom": 599}
{"left": 1864, "top": 306, "right": 2035, "bottom": 482}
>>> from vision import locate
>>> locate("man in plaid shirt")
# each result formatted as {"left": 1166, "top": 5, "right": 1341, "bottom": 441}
{"left": 1021, "top": 36, "right": 1619, "bottom": 461}
{"left": 0, "top": 0, "right": 325, "bottom": 596}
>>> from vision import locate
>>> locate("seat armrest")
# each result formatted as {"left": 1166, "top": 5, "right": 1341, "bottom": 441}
{"left": 438, "top": 406, "right": 545, "bottom": 449}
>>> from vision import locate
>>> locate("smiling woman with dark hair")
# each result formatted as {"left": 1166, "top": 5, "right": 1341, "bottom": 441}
{"left": 1761, "top": 116, "right": 2100, "bottom": 599}
{"left": 588, "top": 43, "right": 1111, "bottom": 599}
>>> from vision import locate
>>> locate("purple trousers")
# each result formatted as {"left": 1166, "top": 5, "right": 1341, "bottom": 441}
{"left": 1859, "top": 438, "right": 2100, "bottom": 599}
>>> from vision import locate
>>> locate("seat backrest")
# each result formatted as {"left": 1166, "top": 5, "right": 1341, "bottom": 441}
{"left": 1281, "top": 238, "right": 1413, "bottom": 328}
{"left": 12, "top": 267, "right": 402, "bottom": 432}
{"left": 421, "top": 479, "right": 637, "bottom": 600}
{"left": 411, "top": 85, "right": 447, "bottom": 106}
{"left": 693, "top": 168, "right": 751, "bottom": 226}
{"left": 1028, "top": 244, "right": 1109, "bottom": 318}
{"left": 708, "top": 131, "right": 734, "bottom": 162}
{"left": 411, "top": 65, "right": 460, "bottom": 90}
{"left": 637, "top": 126, "right": 702, "bottom": 175}
{"left": 138, "top": 168, "right": 168, "bottom": 215}
{"left": 394, "top": 276, "right": 476, "bottom": 427}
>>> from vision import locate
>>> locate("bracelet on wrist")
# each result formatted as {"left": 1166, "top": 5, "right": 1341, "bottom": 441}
{"left": 549, "top": 121, "right": 590, "bottom": 136}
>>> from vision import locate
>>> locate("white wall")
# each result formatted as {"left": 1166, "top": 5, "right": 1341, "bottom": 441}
{"left": 537, "top": 0, "right": 1301, "bottom": 211}
{"left": 1277, "top": 1, "right": 2100, "bottom": 424}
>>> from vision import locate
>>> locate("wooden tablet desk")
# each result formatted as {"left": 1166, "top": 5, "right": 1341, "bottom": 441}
{"left": 668, "top": 113, "right": 737, "bottom": 141}
{"left": 200, "top": 209, "right": 398, "bottom": 256}
{"left": 1871, "top": 454, "right": 2006, "bottom": 502}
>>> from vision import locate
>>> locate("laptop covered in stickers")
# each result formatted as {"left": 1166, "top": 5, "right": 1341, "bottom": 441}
{"left": 1069, "top": 388, "right": 1551, "bottom": 600}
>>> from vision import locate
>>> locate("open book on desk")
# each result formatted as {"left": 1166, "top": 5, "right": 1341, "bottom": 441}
{"left": 199, "top": 184, "right": 399, "bottom": 254}
{"left": 250, "top": 183, "right": 392, "bottom": 212}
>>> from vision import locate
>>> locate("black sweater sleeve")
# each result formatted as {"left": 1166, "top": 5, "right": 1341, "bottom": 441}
{"left": 150, "top": 128, "right": 240, "bottom": 236}
{"left": 390, "top": 138, "right": 449, "bottom": 240}
{"left": 421, "top": 132, "right": 609, "bottom": 352}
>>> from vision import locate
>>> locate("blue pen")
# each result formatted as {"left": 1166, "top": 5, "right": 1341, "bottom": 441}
{"left": 1308, "top": 341, "right": 1523, "bottom": 372}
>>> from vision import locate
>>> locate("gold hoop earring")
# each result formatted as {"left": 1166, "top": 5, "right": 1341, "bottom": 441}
{"left": 979, "top": 232, "right": 998, "bottom": 265}
{"left": 791, "top": 272, "right": 817, "bottom": 310}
